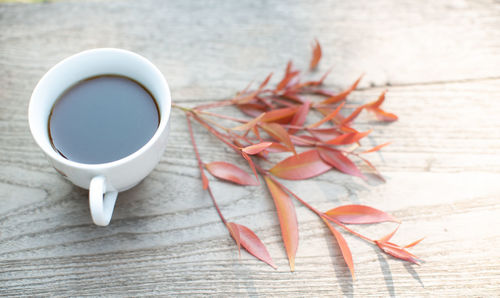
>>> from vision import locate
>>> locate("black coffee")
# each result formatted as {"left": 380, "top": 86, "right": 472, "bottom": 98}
{"left": 49, "top": 75, "right": 159, "bottom": 164}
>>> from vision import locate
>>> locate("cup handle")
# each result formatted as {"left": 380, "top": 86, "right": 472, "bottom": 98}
{"left": 89, "top": 176, "right": 118, "bottom": 226}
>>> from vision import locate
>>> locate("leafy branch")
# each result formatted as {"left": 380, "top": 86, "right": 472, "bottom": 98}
{"left": 173, "top": 40, "right": 422, "bottom": 279}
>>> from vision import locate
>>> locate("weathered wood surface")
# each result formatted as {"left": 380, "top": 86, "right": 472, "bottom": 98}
{"left": 1, "top": 0, "right": 500, "bottom": 296}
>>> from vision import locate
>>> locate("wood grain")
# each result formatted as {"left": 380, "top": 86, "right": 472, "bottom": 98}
{"left": 1, "top": 0, "right": 500, "bottom": 296}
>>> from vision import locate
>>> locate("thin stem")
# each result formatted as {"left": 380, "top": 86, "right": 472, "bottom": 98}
{"left": 197, "top": 110, "right": 247, "bottom": 123}
{"left": 195, "top": 99, "right": 235, "bottom": 110}
{"left": 207, "top": 186, "right": 227, "bottom": 225}
{"left": 186, "top": 114, "right": 226, "bottom": 224}
{"left": 192, "top": 114, "right": 241, "bottom": 151}
{"left": 186, "top": 114, "right": 205, "bottom": 178}
{"left": 172, "top": 102, "right": 193, "bottom": 112}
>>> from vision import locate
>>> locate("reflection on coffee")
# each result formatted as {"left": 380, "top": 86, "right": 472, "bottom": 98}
{"left": 48, "top": 75, "right": 159, "bottom": 164}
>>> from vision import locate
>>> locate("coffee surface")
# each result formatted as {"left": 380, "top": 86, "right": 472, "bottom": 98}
{"left": 49, "top": 75, "right": 159, "bottom": 164}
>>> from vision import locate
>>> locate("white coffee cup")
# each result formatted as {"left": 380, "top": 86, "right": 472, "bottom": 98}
{"left": 29, "top": 48, "right": 171, "bottom": 226}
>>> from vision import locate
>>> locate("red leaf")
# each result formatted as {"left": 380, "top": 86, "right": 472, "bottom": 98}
{"left": 238, "top": 103, "right": 267, "bottom": 118}
{"left": 264, "top": 176, "right": 299, "bottom": 271}
{"left": 307, "top": 127, "right": 342, "bottom": 143}
{"left": 291, "top": 135, "right": 318, "bottom": 146}
{"left": 309, "top": 39, "right": 322, "bottom": 70}
{"left": 320, "top": 74, "right": 363, "bottom": 105}
{"left": 205, "top": 161, "right": 258, "bottom": 186}
{"left": 269, "top": 149, "right": 332, "bottom": 180}
{"left": 282, "top": 91, "right": 305, "bottom": 103}
{"left": 326, "top": 130, "right": 371, "bottom": 145}
{"left": 288, "top": 101, "right": 311, "bottom": 134}
{"left": 322, "top": 218, "right": 355, "bottom": 279}
{"left": 308, "top": 102, "right": 345, "bottom": 129}
{"left": 226, "top": 222, "right": 241, "bottom": 256}
{"left": 376, "top": 241, "right": 421, "bottom": 264}
{"left": 310, "top": 88, "right": 335, "bottom": 97}
{"left": 227, "top": 222, "right": 277, "bottom": 269}
{"left": 318, "top": 147, "right": 364, "bottom": 179}
{"left": 261, "top": 107, "right": 297, "bottom": 124}
{"left": 361, "top": 142, "right": 391, "bottom": 154}
{"left": 370, "top": 107, "right": 398, "bottom": 122}
{"left": 242, "top": 142, "right": 273, "bottom": 155}
{"left": 260, "top": 123, "right": 296, "bottom": 154}
{"left": 325, "top": 205, "right": 399, "bottom": 224}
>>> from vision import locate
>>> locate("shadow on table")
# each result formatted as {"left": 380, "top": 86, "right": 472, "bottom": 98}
{"left": 373, "top": 246, "right": 425, "bottom": 297}
{"left": 324, "top": 231, "right": 354, "bottom": 297}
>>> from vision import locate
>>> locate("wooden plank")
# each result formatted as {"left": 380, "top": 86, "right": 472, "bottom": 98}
{"left": 1, "top": 0, "right": 500, "bottom": 296}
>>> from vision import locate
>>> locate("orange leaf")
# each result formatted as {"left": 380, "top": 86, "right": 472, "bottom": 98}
{"left": 232, "top": 112, "right": 265, "bottom": 132}
{"left": 325, "top": 130, "right": 371, "bottom": 145}
{"left": 260, "top": 123, "right": 296, "bottom": 154}
{"left": 375, "top": 225, "right": 421, "bottom": 264}
{"left": 269, "top": 149, "right": 332, "bottom": 180}
{"left": 227, "top": 222, "right": 277, "bottom": 269}
{"left": 379, "top": 225, "right": 400, "bottom": 243}
{"left": 264, "top": 176, "right": 298, "bottom": 271}
{"left": 308, "top": 102, "right": 345, "bottom": 129}
{"left": 205, "top": 161, "right": 258, "bottom": 186}
{"left": 361, "top": 142, "right": 391, "bottom": 154}
{"left": 317, "top": 147, "right": 364, "bottom": 179}
{"left": 320, "top": 74, "right": 363, "bottom": 105}
{"left": 288, "top": 101, "right": 311, "bottom": 134}
{"left": 366, "top": 90, "right": 387, "bottom": 109}
{"left": 309, "top": 39, "right": 322, "bottom": 70}
{"left": 235, "top": 89, "right": 260, "bottom": 105}
{"left": 357, "top": 154, "right": 386, "bottom": 182}
{"left": 201, "top": 171, "right": 209, "bottom": 190}
{"left": 341, "top": 105, "right": 365, "bottom": 125}
{"left": 370, "top": 108, "right": 398, "bottom": 122}
{"left": 293, "top": 67, "right": 332, "bottom": 89}
{"left": 266, "top": 142, "right": 292, "bottom": 153}
{"left": 325, "top": 205, "right": 399, "bottom": 224}
{"left": 259, "top": 72, "right": 273, "bottom": 90}
{"left": 242, "top": 142, "right": 273, "bottom": 155}
{"left": 376, "top": 241, "right": 421, "bottom": 264}
{"left": 404, "top": 237, "right": 425, "bottom": 249}
{"left": 277, "top": 61, "right": 300, "bottom": 91}
{"left": 322, "top": 218, "right": 355, "bottom": 279}
{"left": 261, "top": 107, "right": 297, "bottom": 124}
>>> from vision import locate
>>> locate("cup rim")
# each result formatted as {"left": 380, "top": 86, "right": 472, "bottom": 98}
{"left": 28, "top": 48, "right": 171, "bottom": 170}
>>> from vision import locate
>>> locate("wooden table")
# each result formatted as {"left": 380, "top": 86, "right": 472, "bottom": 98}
{"left": 1, "top": 0, "right": 499, "bottom": 296}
